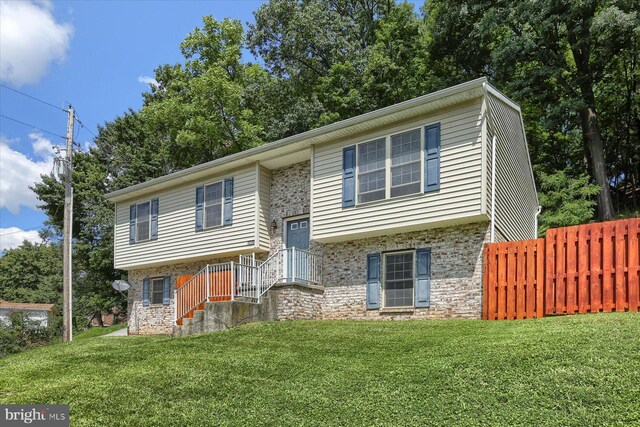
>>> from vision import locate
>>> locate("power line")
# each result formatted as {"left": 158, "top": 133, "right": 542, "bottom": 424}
{"left": 74, "top": 113, "right": 97, "bottom": 139}
{"left": 0, "top": 225, "right": 45, "bottom": 237}
{"left": 0, "top": 114, "right": 67, "bottom": 140}
{"left": 0, "top": 84, "right": 67, "bottom": 113}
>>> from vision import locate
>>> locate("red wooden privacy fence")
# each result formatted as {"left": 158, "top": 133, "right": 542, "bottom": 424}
{"left": 483, "top": 218, "right": 639, "bottom": 320}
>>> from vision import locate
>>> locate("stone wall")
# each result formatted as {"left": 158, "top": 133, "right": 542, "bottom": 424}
{"left": 270, "top": 284, "right": 323, "bottom": 320}
{"left": 321, "top": 221, "right": 490, "bottom": 320}
{"left": 127, "top": 255, "right": 235, "bottom": 335}
{"left": 268, "top": 161, "right": 311, "bottom": 252}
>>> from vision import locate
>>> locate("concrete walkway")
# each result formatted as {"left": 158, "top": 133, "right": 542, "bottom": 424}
{"left": 103, "top": 328, "right": 128, "bottom": 337}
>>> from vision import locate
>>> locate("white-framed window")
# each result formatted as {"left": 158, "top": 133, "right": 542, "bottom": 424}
{"left": 204, "top": 181, "right": 223, "bottom": 228}
{"left": 150, "top": 277, "right": 164, "bottom": 305}
{"left": 390, "top": 129, "right": 421, "bottom": 197}
{"left": 136, "top": 201, "right": 151, "bottom": 241}
{"left": 356, "top": 127, "right": 423, "bottom": 204}
{"left": 383, "top": 251, "right": 415, "bottom": 308}
{"left": 357, "top": 138, "right": 386, "bottom": 203}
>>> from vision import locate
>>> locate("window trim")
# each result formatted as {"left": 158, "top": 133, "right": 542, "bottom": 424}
{"left": 354, "top": 123, "right": 437, "bottom": 206}
{"left": 203, "top": 180, "right": 224, "bottom": 229}
{"left": 382, "top": 250, "right": 416, "bottom": 309}
{"left": 135, "top": 200, "right": 152, "bottom": 242}
{"left": 150, "top": 277, "right": 165, "bottom": 305}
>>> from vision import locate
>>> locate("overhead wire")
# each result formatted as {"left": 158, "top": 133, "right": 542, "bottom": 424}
{"left": 0, "top": 114, "right": 67, "bottom": 140}
{"left": 0, "top": 83, "right": 68, "bottom": 113}
{"left": 0, "top": 225, "right": 46, "bottom": 237}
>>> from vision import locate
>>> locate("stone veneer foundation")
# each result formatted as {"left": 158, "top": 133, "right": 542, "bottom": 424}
{"left": 320, "top": 221, "right": 490, "bottom": 320}
{"left": 128, "top": 221, "right": 490, "bottom": 334}
{"left": 127, "top": 255, "right": 236, "bottom": 335}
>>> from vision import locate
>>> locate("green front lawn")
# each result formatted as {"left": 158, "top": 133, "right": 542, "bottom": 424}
{"left": 1, "top": 314, "right": 639, "bottom": 426}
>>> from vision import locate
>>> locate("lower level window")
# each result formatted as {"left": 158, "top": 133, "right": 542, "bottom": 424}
{"left": 384, "top": 252, "right": 414, "bottom": 307}
{"left": 151, "top": 278, "right": 164, "bottom": 305}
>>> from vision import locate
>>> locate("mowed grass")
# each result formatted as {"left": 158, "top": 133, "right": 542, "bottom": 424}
{"left": 1, "top": 314, "right": 639, "bottom": 426}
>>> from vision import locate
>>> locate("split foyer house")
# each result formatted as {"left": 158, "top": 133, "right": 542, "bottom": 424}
{"left": 104, "top": 78, "right": 539, "bottom": 335}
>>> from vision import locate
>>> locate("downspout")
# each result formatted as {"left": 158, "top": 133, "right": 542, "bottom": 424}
{"left": 490, "top": 134, "right": 497, "bottom": 243}
{"left": 534, "top": 205, "right": 542, "bottom": 239}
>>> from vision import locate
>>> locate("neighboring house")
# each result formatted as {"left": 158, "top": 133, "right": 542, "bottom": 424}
{"left": 105, "top": 78, "right": 539, "bottom": 335}
{"left": 0, "top": 300, "right": 56, "bottom": 328}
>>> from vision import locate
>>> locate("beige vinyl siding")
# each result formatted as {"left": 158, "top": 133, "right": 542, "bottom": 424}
{"left": 114, "top": 166, "right": 268, "bottom": 270}
{"left": 312, "top": 99, "right": 487, "bottom": 242}
{"left": 487, "top": 93, "right": 538, "bottom": 241}
{"left": 257, "top": 165, "right": 271, "bottom": 249}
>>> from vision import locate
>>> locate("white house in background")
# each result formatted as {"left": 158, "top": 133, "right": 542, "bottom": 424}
{"left": 105, "top": 78, "right": 539, "bottom": 335}
{"left": 0, "top": 300, "right": 56, "bottom": 328}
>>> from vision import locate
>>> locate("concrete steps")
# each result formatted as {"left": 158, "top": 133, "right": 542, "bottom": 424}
{"left": 174, "top": 291, "right": 277, "bottom": 337}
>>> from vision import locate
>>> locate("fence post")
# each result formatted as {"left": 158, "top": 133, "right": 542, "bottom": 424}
{"left": 174, "top": 289, "right": 177, "bottom": 325}
{"left": 231, "top": 261, "right": 235, "bottom": 301}
{"left": 292, "top": 247, "right": 297, "bottom": 281}
{"left": 206, "top": 265, "right": 210, "bottom": 302}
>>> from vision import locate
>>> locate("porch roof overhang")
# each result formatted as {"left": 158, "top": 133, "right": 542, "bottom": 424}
{"left": 105, "top": 78, "right": 491, "bottom": 203}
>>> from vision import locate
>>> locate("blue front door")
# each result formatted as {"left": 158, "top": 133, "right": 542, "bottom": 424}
{"left": 285, "top": 218, "right": 309, "bottom": 281}
{"left": 285, "top": 218, "right": 309, "bottom": 250}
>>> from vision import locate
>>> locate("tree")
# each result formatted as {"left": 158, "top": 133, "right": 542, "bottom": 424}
{"left": 537, "top": 169, "right": 600, "bottom": 235}
{"left": 425, "top": 0, "right": 639, "bottom": 220}
{"left": 0, "top": 240, "right": 63, "bottom": 306}
{"left": 142, "top": 17, "right": 268, "bottom": 168}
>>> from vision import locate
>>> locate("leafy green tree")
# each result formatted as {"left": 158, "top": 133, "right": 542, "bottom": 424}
{"left": 142, "top": 17, "right": 268, "bottom": 168}
{"left": 0, "top": 240, "right": 62, "bottom": 306}
{"left": 425, "top": 0, "right": 639, "bottom": 220}
{"left": 537, "top": 169, "right": 600, "bottom": 235}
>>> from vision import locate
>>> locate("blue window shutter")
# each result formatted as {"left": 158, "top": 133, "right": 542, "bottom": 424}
{"left": 195, "top": 186, "right": 204, "bottom": 231}
{"left": 366, "top": 253, "right": 381, "bottom": 309}
{"left": 129, "top": 204, "right": 136, "bottom": 244}
{"left": 150, "top": 198, "right": 159, "bottom": 240}
{"left": 415, "top": 248, "right": 431, "bottom": 307}
{"left": 342, "top": 146, "right": 356, "bottom": 207}
{"left": 163, "top": 276, "right": 171, "bottom": 305}
{"left": 424, "top": 123, "right": 441, "bottom": 192}
{"left": 142, "top": 278, "right": 150, "bottom": 307}
{"left": 223, "top": 178, "right": 233, "bottom": 225}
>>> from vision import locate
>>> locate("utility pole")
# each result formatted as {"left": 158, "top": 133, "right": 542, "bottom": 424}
{"left": 62, "top": 105, "right": 74, "bottom": 342}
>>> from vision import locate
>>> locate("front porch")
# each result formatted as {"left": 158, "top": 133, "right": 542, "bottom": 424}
{"left": 174, "top": 248, "right": 322, "bottom": 327}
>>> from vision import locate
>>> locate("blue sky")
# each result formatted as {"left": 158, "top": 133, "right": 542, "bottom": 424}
{"left": 0, "top": 0, "right": 264, "bottom": 250}
{"left": 0, "top": 0, "right": 421, "bottom": 251}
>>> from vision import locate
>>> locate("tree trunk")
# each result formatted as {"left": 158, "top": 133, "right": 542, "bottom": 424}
{"left": 566, "top": 6, "right": 616, "bottom": 221}
{"left": 93, "top": 310, "right": 104, "bottom": 327}
{"left": 579, "top": 102, "right": 615, "bottom": 220}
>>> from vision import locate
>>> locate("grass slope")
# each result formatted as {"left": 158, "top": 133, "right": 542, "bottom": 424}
{"left": 1, "top": 314, "right": 639, "bottom": 426}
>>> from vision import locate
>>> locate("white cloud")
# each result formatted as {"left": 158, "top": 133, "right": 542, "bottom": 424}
{"left": 0, "top": 134, "right": 55, "bottom": 215}
{"left": 0, "top": 0, "right": 73, "bottom": 86}
{"left": 0, "top": 227, "right": 42, "bottom": 252}
{"left": 138, "top": 76, "right": 158, "bottom": 86}
{"left": 30, "top": 132, "right": 54, "bottom": 157}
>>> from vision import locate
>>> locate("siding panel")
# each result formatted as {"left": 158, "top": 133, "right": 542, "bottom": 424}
{"left": 114, "top": 167, "right": 268, "bottom": 269}
{"left": 312, "top": 99, "right": 486, "bottom": 241}
{"left": 487, "top": 94, "right": 538, "bottom": 241}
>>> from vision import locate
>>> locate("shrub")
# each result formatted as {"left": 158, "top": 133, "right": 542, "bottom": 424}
{"left": 0, "top": 312, "right": 56, "bottom": 358}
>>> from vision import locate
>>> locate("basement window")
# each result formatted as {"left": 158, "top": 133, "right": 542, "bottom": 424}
{"left": 151, "top": 278, "right": 164, "bottom": 305}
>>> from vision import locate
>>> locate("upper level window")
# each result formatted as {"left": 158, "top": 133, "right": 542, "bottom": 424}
{"left": 357, "top": 138, "right": 386, "bottom": 203}
{"left": 356, "top": 128, "right": 424, "bottom": 204}
{"left": 136, "top": 202, "right": 150, "bottom": 241}
{"left": 204, "top": 181, "right": 223, "bottom": 228}
{"left": 343, "top": 122, "right": 440, "bottom": 208}
{"left": 390, "top": 129, "right": 421, "bottom": 197}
